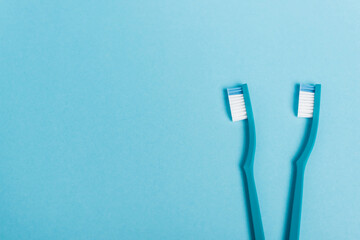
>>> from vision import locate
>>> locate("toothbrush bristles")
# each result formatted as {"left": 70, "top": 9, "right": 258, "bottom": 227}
{"left": 298, "top": 84, "right": 315, "bottom": 118}
{"left": 227, "top": 87, "right": 247, "bottom": 122}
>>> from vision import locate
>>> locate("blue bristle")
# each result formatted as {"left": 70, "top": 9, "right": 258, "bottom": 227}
{"left": 300, "top": 84, "right": 315, "bottom": 93}
{"left": 227, "top": 87, "right": 243, "bottom": 95}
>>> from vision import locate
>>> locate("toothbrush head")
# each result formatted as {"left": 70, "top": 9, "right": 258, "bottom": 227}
{"left": 297, "top": 84, "right": 316, "bottom": 118}
{"left": 227, "top": 86, "right": 247, "bottom": 121}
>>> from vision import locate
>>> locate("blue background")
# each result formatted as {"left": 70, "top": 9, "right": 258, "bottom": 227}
{"left": 1, "top": 1, "right": 360, "bottom": 239}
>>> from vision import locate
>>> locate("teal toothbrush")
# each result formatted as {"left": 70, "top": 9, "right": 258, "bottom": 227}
{"left": 288, "top": 84, "right": 321, "bottom": 240}
{"left": 227, "top": 84, "right": 265, "bottom": 240}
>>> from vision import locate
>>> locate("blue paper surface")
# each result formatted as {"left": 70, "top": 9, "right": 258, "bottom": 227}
{"left": 1, "top": 1, "right": 360, "bottom": 239}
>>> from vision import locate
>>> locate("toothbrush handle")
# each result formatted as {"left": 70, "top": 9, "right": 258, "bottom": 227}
{"left": 242, "top": 84, "right": 265, "bottom": 240}
{"left": 243, "top": 168, "right": 265, "bottom": 240}
{"left": 288, "top": 164, "right": 306, "bottom": 240}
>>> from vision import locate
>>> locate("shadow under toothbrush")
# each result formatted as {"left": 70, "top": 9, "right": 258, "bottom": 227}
{"left": 283, "top": 84, "right": 312, "bottom": 240}
{"left": 293, "top": 84, "right": 300, "bottom": 116}
{"left": 223, "top": 87, "right": 254, "bottom": 240}
{"left": 223, "top": 88, "right": 232, "bottom": 121}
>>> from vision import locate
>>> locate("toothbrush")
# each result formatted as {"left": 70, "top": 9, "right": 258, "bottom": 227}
{"left": 227, "top": 84, "right": 265, "bottom": 240}
{"left": 288, "top": 84, "right": 321, "bottom": 240}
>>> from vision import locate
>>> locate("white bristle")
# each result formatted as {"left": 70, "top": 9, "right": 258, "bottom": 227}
{"left": 228, "top": 92, "right": 247, "bottom": 121}
{"left": 298, "top": 90, "right": 315, "bottom": 118}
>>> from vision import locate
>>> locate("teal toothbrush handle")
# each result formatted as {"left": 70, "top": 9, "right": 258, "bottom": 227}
{"left": 289, "top": 84, "right": 321, "bottom": 240}
{"left": 242, "top": 84, "right": 265, "bottom": 240}
{"left": 289, "top": 163, "right": 305, "bottom": 240}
